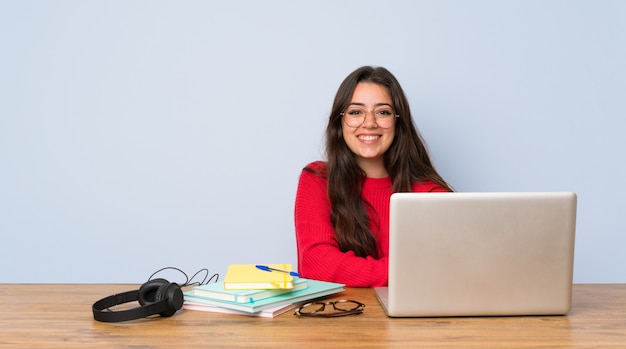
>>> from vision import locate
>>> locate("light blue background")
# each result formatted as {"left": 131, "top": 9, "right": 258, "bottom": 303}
{"left": 1, "top": 0, "right": 624, "bottom": 283}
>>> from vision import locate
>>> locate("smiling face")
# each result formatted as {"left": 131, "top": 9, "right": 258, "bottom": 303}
{"left": 342, "top": 82, "right": 396, "bottom": 178}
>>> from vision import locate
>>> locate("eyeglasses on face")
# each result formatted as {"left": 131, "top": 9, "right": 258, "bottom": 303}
{"left": 340, "top": 106, "right": 399, "bottom": 129}
{"left": 294, "top": 299, "right": 365, "bottom": 318}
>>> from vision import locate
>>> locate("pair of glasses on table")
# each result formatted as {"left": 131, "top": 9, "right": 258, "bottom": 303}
{"left": 294, "top": 300, "right": 365, "bottom": 318}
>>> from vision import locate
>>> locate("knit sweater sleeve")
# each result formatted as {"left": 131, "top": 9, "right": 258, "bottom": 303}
{"left": 294, "top": 164, "right": 388, "bottom": 288}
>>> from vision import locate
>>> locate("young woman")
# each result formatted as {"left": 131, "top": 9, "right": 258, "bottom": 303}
{"left": 294, "top": 66, "right": 452, "bottom": 287}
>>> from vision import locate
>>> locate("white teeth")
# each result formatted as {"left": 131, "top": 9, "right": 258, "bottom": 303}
{"left": 359, "top": 135, "right": 380, "bottom": 141}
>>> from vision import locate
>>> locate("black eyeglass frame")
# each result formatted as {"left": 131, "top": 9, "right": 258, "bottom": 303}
{"left": 294, "top": 299, "right": 365, "bottom": 318}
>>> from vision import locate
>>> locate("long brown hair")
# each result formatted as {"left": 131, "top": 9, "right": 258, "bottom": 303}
{"left": 307, "top": 66, "right": 452, "bottom": 258}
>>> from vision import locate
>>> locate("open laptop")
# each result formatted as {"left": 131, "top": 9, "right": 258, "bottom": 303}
{"left": 374, "top": 192, "right": 577, "bottom": 317}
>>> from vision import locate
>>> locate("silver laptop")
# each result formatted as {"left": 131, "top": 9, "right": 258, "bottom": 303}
{"left": 374, "top": 192, "right": 577, "bottom": 317}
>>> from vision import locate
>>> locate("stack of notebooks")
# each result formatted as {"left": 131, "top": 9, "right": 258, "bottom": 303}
{"left": 183, "top": 264, "right": 345, "bottom": 318}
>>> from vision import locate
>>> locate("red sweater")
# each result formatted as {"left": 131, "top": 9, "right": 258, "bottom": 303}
{"left": 294, "top": 161, "right": 447, "bottom": 288}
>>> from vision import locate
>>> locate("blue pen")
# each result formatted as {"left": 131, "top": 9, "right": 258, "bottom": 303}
{"left": 255, "top": 265, "right": 300, "bottom": 277}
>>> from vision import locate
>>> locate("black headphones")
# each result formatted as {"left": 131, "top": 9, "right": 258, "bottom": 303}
{"left": 92, "top": 278, "right": 183, "bottom": 323}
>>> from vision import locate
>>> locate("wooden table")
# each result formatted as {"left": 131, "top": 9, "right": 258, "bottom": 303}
{"left": 1, "top": 284, "right": 625, "bottom": 348}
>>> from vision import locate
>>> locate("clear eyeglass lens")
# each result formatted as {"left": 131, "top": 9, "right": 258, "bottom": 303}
{"left": 298, "top": 303, "right": 325, "bottom": 314}
{"left": 333, "top": 300, "right": 363, "bottom": 311}
{"left": 343, "top": 107, "right": 396, "bottom": 128}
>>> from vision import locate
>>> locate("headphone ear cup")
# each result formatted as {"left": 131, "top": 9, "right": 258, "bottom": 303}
{"left": 138, "top": 278, "right": 169, "bottom": 306}
{"left": 155, "top": 283, "right": 184, "bottom": 317}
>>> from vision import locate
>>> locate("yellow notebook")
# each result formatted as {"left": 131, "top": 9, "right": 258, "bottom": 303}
{"left": 223, "top": 264, "right": 295, "bottom": 290}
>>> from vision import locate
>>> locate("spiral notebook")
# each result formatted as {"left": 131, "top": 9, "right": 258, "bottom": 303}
{"left": 375, "top": 192, "right": 577, "bottom": 317}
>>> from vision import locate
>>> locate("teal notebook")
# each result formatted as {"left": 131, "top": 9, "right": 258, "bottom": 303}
{"left": 183, "top": 279, "right": 345, "bottom": 313}
{"left": 192, "top": 278, "right": 308, "bottom": 303}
